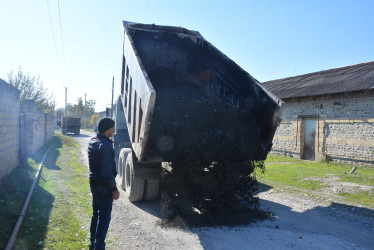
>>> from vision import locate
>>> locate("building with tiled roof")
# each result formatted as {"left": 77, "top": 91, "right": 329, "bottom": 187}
{"left": 262, "top": 61, "right": 374, "bottom": 165}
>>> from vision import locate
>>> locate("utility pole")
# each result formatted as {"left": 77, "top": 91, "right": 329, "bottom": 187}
{"left": 64, "top": 87, "right": 68, "bottom": 134}
{"left": 84, "top": 93, "right": 87, "bottom": 129}
{"left": 111, "top": 77, "right": 114, "bottom": 118}
{"left": 64, "top": 87, "right": 68, "bottom": 116}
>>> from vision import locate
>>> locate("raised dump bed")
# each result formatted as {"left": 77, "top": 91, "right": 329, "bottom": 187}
{"left": 115, "top": 21, "right": 283, "bottom": 205}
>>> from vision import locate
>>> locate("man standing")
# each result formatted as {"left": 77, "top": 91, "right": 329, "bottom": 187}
{"left": 88, "top": 117, "right": 120, "bottom": 250}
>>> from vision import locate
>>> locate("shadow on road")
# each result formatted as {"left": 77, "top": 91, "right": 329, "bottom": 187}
{"left": 192, "top": 187, "right": 374, "bottom": 249}
{"left": 133, "top": 199, "right": 164, "bottom": 218}
{"left": 195, "top": 203, "right": 374, "bottom": 249}
{"left": 42, "top": 137, "right": 62, "bottom": 170}
{"left": 256, "top": 182, "right": 273, "bottom": 193}
{"left": 128, "top": 178, "right": 374, "bottom": 249}
{"left": 130, "top": 183, "right": 273, "bottom": 229}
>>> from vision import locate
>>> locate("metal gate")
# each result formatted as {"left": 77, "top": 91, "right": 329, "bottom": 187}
{"left": 303, "top": 119, "right": 316, "bottom": 160}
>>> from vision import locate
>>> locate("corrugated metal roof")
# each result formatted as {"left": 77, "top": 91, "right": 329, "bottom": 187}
{"left": 262, "top": 61, "right": 374, "bottom": 99}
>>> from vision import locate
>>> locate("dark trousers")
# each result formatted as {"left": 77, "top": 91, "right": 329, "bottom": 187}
{"left": 90, "top": 185, "right": 113, "bottom": 250}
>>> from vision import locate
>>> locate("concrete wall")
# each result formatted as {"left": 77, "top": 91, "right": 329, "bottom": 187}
{"left": 271, "top": 92, "right": 374, "bottom": 165}
{"left": 21, "top": 100, "right": 55, "bottom": 155}
{"left": 46, "top": 113, "right": 55, "bottom": 142}
{"left": 0, "top": 79, "right": 20, "bottom": 180}
{"left": 0, "top": 79, "right": 56, "bottom": 181}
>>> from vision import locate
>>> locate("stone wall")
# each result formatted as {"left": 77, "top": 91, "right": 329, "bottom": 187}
{"left": 271, "top": 91, "right": 374, "bottom": 165}
{"left": 0, "top": 79, "right": 20, "bottom": 180}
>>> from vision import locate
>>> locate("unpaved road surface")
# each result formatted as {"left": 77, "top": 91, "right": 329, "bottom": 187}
{"left": 73, "top": 130, "right": 374, "bottom": 249}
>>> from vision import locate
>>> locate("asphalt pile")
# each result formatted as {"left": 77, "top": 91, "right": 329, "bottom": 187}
{"left": 159, "top": 160, "right": 270, "bottom": 227}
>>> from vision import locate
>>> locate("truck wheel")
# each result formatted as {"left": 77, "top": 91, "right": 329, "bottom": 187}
{"left": 125, "top": 153, "right": 145, "bottom": 202}
{"left": 117, "top": 148, "right": 132, "bottom": 190}
{"left": 76, "top": 129, "right": 80, "bottom": 135}
{"left": 62, "top": 130, "right": 66, "bottom": 135}
{"left": 144, "top": 179, "right": 160, "bottom": 201}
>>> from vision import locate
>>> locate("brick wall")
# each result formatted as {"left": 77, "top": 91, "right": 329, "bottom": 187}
{"left": 271, "top": 92, "right": 374, "bottom": 165}
{"left": 0, "top": 79, "right": 20, "bottom": 180}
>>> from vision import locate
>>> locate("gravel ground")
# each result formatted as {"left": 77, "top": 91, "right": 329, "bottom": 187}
{"left": 74, "top": 130, "right": 374, "bottom": 249}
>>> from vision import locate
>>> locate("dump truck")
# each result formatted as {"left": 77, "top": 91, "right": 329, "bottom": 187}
{"left": 61, "top": 116, "right": 81, "bottom": 135}
{"left": 113, "top": 21, "right": 283, "bottom": 207}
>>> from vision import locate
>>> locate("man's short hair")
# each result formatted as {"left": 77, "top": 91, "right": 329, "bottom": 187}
{"left": 98, "top": 117, "right": 115, "bottom": 133}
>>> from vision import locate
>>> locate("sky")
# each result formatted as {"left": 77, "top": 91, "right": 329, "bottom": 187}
{"left": 1, "top": 0, "right": 373, "bottom": 112}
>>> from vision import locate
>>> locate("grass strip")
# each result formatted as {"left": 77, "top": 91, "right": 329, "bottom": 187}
{"left": 340, "top": 191, "right": 374, "bottom": 208}
{"left": 258, "top": 154, "right": 374, "bottom": 208}
{"left": 0, "top": 159, "right": 37, "bottom": 248}
{"left": 0, "top": 134, "right": 92, "bottom": 249}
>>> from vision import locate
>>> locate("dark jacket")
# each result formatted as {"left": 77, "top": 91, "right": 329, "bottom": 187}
{"left": 88, "top": 134, "right": 118, "bottom": 191}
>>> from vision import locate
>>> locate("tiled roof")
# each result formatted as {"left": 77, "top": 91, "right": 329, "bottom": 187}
{"left": 262, "top": 61, "right": 374, "bottom": 99}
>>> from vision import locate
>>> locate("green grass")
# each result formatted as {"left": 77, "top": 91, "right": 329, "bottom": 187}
{"left": 0, "top": 134, "right": 92, "bottom": 249}
{"left": 339, "top": 167, "right": 374, "bottom": 186}
{"left": 340, "top": 191, "right": 374, "bottom": 208}
{"left": 0, "top": 159, "right": 38, "bottom": 248}
{"left": 258, "top": 154, "right": 374, "bottom": 208}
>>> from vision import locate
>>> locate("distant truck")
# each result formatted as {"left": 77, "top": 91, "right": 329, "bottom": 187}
{"left": 61, "top": 117, "right": 81, "bottom": 135}
{"left": 113, "top": 21, "right": 283, "bottom": 203}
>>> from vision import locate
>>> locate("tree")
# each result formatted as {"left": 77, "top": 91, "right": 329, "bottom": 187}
{"left": 83, "top": 99, "right": 96, "bottom": 128}
{"left": 69, "top": 98, "right": 85, "bottom": 117}
{"left": 90, "top": 114, "right": 99, "bottom": 127}
{"left": 55, "top": 107, "right": 65, "bottom": 127}
{"left": 67, "top": 97, "right": 96, "bottom": 128}
{"left": 8, "top": 67, "right": 55, "bottom": 114}
{"left": 55, "top": 107, "right": 64, "bottom": 119}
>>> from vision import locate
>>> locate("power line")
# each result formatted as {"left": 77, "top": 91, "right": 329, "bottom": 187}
{"left": 221, "top": 0, "right": 262, "bottom": 30}
{"left": 245, "top": 0, "right": 279, "bottom": 23}
{"left": 220, "top": 0, "right": 254, "bottom": 26}
{"left": 239, "top": 0, "right": 280, "bottom": 30}
{"left": 221, "top": 0, "right": 281, "bottom": 36}
{"left": 57, "top": 0, "right": 68, "bottom": 84}
{"left": 46, "top": 0, "right": 65, "bottom": 88}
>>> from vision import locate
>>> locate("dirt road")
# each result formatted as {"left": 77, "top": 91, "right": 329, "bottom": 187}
{"left": 74, "top": 130, "right": 374, "bottom": 249}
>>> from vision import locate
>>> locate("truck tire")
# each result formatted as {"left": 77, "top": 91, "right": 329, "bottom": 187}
{"left": 144, "top": 179, "right": 160, "bottom": 201}
{"left": 62, "top": 130, "right": 66, "bottom": 135}
{"left": 125, "top": 153, "right": 145, "bottom": 202}
{"left": 76, "top": 129, "right": 80, "bottom": 135}
{"left": 117, "top": 148, "right": 132, "bottom": 190}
